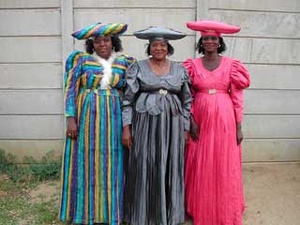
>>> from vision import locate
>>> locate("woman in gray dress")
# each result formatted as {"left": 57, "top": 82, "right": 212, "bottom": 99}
{"left": 121, "top": 27, "right": 192, "bottom": 225}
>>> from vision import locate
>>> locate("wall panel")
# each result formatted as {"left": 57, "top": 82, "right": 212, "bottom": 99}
{"left": 0, "top": 140, "right": 63, "bottom": 161}
{"left": 243, "top": 139, "right": 300, "bottom": 162}
{"left": 210, "top": 0, "right": 300, "bottom": 12}
{"left": 0, "top": 63, "right": 62, "bottom": 89}
{"left": 247, "top": 65, "right": 300, "bottom": 90}
{"left": 0, "top": 37, "right": 61, "bottom": 63}
{"left": 209, "top": 10, "right": 300, "bottom": 38}
{"left": 0, "top": 9, "right": 60, "bottom": 36}
{"left": 251, "top": 39, "right": 300, "bottom": 64}
{"left": 0, "top": 115, "right": 64, "bottom": 139}
{"left": 244, "top": 90, "right": 300, "bottom": 114}
{"left": 243, "top": 115, "right": 300, "bottom": 139}
{"left": 0, "top": 90, "right": 63, "bottom": 114}
{"left": 0, "top": 0, "right": 60, "bottom": 8}
{"left": 74, "top": 8, "right": 195, "bottom": 35}
{"left": 74, "top": 0, "right": 195, "bottom": 8}
{"left": 223, "top": 37, "right": 252, "bottom": 63}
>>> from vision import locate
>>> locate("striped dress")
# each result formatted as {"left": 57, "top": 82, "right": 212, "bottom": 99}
{"left": 60, "top": 50, "right": 135, "bottom": 225}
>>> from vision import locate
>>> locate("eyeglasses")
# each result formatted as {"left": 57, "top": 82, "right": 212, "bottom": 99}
{"left": 202, "top": 36, "right": 219, "bottom": 41}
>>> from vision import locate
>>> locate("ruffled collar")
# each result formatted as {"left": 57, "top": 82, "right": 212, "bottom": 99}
{"left": 93, "top": 52, "right": 118, "bottom": 89}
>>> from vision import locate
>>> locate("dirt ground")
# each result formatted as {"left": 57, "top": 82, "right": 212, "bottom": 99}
{"left": 29, "top": 181, "right": 60, "bottom": 204}
{"left": 243, "top": 162, "right": 300, "bottom": 225}
{"left": 31, "top": 162, "right": 300, "bottom": 225}
{"left": 184, "top": 162, "right": 300, "bottom": 225}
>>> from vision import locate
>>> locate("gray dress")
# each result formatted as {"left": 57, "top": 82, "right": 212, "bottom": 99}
{"left": 122, "top": 59, "right": 191, "bottom": 225}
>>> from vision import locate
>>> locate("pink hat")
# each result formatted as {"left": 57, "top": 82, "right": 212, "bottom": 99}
{"left": 186, "top": 20, "right": 240, "bottom": 37}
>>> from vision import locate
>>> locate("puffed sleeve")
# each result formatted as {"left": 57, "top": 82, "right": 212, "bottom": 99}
{"left": 183, "top": 58, "right": 197, "bottom": 116}
{"left": 180, "top": 66, "right": 192, "bottom": 131}
{"left": 125, "top": 55, "right": 136, "bottom": 66}
{"left": 64, "top": 51, "right": 83, "bottom": 117}
{"left": 230, "top": 59, "right": 251, "bottom": 123}
{"left": 122, "top": 61, "right": 140, "bottom": 126}
{"left": 111, "top": 54, "right": 136, "bottom": 89}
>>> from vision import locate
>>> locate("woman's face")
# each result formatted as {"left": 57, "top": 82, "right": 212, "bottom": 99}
{"left": 149, "top": 40, "right": 168, "bottom": 60}
{"left": 201, "top": 35, "right": 220, "bottom": 53}
{"left": 93, "top": 35, "right": 113, "bottom": 59}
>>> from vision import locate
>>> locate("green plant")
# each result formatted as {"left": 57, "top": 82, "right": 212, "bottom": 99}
{"left": 0, "top": 179, "right": 61, "bottom": 225}
{"left": 0, "top": 149, "right": 61, "bottom": 182}
{"left": 0, "top": 149, "right": 61, "bottom": 224}
{"left": 0, "top": 149, "right": 27, "bottom": 182}
{"left": 24, "top": 151, "right": 62, "bottom": 181}
{"left": 0, "top": 149, "right": 15, "bottom": 172}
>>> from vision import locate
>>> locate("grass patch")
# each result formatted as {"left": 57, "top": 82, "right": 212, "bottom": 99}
{"left": 0, "top": 149, "right": 61, "bottom": 225}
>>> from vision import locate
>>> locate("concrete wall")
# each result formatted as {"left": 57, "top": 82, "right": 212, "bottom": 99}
{"left": 0, "top": 0, "right": 63, "bottom": 160}
{"left": 72, "top": 0, "right": 196, "bottom": 61}
{"left": 0, "top": 0, "right": 299, "bottom": 162}
{"left": 197, "top": 0, "right": 300, "bottom": 162}
{"left": 0, "top": 0, "right": 196, "bottom": 161}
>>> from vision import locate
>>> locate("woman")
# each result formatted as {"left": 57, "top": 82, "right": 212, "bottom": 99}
{"left": 183, "top": 20, "right": 251, "bottom": 225}
{"left": 59, "top": 22, "right": 135, "bottom": 225}
{"left": 121, "top": 26, "right": 191, "bottom": 225}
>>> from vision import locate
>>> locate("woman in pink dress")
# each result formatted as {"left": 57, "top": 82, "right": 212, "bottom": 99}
{"left": 183, "top": 20, "right": 251, "bottom": 225}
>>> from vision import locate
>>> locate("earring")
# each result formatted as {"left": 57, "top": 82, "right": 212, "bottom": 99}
{"left": 218, "top": 44, "right": 221, "bottom": 47}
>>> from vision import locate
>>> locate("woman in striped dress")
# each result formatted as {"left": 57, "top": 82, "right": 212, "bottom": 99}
{"left": 59, "top": 22, "right": 135, "bottom": 225}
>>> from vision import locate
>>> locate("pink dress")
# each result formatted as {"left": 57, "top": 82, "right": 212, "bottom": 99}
{"left": 183, "top": 56, "right": 250, "bottom": 225}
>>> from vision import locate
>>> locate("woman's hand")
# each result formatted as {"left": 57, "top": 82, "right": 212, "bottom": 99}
{"left": 122, "top": 125, "right": 132, "bottom": 149}
{"left": 66, "top": 117, "right": 77, "bottom": 139}
{"left": 184, "top": 131, "right": 190, "bottom": 146}
{"left": 190, "top": 116, "right": 200, "bottom": 141}
{"left": 236, "top": 123, "right": 243, "bottom": 145}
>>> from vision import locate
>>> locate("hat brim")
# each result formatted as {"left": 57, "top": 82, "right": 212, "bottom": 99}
{"left": 186, "top": 20, "right": 240, "bottom": 34}
{"left": 134, "top": 26, "right": 186, "bottom": 40}
{"left": 72, "top": 23, "right": 128, "bottom": 40}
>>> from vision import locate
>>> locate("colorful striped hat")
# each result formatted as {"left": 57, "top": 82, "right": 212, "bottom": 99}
{"left": 72, "top": 22, "right": 128, "bottom": 40}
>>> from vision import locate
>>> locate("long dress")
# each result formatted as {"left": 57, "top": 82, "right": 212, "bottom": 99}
{"left": 60, "top": 50, "right": 134, "bottom": 225}
{"left": 122, "top": 59, "right": 191, "bottom": 225}
{"left": 183, "top": 56, "right": 251, "bottom": 225}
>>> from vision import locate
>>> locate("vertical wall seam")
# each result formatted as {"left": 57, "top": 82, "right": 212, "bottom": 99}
{"left": 61, "top": 0, "right": 74, "bottom": 72}
{"left": 60, "top": 0, "right": 74, "bottom": 135}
